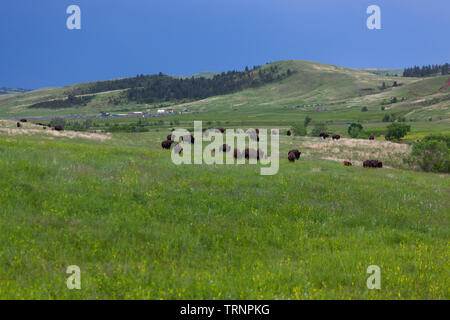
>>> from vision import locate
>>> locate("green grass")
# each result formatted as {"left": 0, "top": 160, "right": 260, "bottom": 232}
{"left": 0, "top": 131, "right": 448, "bottom": 299}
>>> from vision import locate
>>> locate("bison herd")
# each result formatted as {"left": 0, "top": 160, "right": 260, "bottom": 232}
{"left": 15, "top": 119, "right": 61, "bottom": 131}
{"left": 160, "top": 127, "right": 383, "bottom": 169}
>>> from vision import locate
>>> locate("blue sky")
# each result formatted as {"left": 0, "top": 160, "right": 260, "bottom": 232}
{"left": 1, "top": 0, "right": 449, "bottom": 89}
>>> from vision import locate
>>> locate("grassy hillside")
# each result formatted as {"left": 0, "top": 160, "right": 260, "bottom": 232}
{"left": 0, "top": 125, "right": 448, "bottom": 299}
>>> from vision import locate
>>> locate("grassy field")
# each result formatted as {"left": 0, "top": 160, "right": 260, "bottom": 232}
{"left": 0, "top": 124, "right": 448, "bottom": 299}
{"left": 0, "top": 60, "right": 449, "bottom": 300}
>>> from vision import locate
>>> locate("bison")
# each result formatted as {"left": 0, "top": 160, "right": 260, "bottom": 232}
{"left": 319, "top": 132, "right": 329, "bottom": 139}
{"left": 288, "top": 149, "right": 301, "bottom": 160}
{"left": 182, "top": 135, "right": 195, "bottom": 144}
{"left": 222, "top": 144, "right": 231, "bottom": 152}
{"left": 167, "top": 134, "right": 175, "bottom": 141}
{"left": 363, "top": 160, "right": 383, "bottom": 168}
{"left": 249, "top": 133, "right": 259, "bottom": 142}
{"left": 343, "top": 161, "right": 352, "bottom": 166}
{"left": 16, "top": 122, "right": 21, "bottom": 128}
{"left": 286, "top": 130, "right": 292, "bottom": 136}
{"left": 19, "top": 119, "right": 27, "bottom": 123}
{"left": 245, "top": 148, "right": 263, "bottom": 160}
{"left": 369, "top": 134, "right": 375, "bottom": 140}
{"left": 54, "top": 125, "right": 63, "bottom": 131}
{"left": 288, "top": 152, "right": 296, "bottom": 162}
{"left": 173, "top": 144, "right": 183, "bottom": 154}
{"left": 161, "top": 140, "right": 173, "bottom": 149}
{"left": 332, "top": 134, "right": 341, "bottom": 140}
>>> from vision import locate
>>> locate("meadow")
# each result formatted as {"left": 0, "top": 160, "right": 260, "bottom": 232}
{"left": 0, "top": 124, "right": 448, "bottom": 299}
{"left": 0, "top": 60, "right": 449, "bottom": 299}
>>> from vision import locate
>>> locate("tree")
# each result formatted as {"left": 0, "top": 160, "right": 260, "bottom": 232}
{"left": 385, "top": 123, "right": 411, "bottom": 141}
{"left": 348, "top": 123, "right": 363, "bottom": 138}
{"left": 311, "top": 122, "right": 327, "bottom": 137}
{"left": 361, "top": 106, "right": 368, "bottom": 112}
{"left": 405, "top": 136, "right": 449, "bottom": 172}
{"left": 291, "top": 122, "right": 307, "bottom": 136}
{"left": 304, "top": 116, "right": 312, "bottom": 127}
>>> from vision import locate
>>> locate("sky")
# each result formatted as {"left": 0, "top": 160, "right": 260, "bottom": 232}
{"left": 1, "top": 0, "right": 449, "bottom": 89}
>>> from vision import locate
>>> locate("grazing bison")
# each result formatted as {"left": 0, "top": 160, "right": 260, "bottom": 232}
{"left": 363, "top": 160, "right": 383, "bottom": 168}
{"left": 20, "top": 119, "right": 27, "bottom": 123}
{"left": 249, "top": 133, "right": 259, "bottom": 142}
{"left": 222, "top": 144, "right": 231, "bottom": 152}
{"left": 245, "top": 148, "right": 263, "bottom": 160}
{"left": 286, "top": 130, "right": 292, "bottom": 136}
{"left": 54, "top": 125, "right": 63, "bottom": 131}
{"left": 182, "top": 135, "right": 195, "bottom": 144}
{"left": 319, "top": 132, "right": 329, "bottom": 139}
{"left": 369, "top": 134, "right": 375, "bottom": 140}
{"left": 161, "top": 140, "right": 173, "bottom": 149}
{"left": 16, "top": 122, "right": 21, "bottom": 128}
{"left": 288, "top": 152, "right": 296, "bottom": 162}
{"left": 288, "top": 149, "right": 301, "bottom": 160}
{"left": 332, "top": 134, "right": 340, "bottom": 140}
{"left": 343, "top": 161, "right": 352, "bottom": 166}
{"left": 173, "top": 144, "right": 183, "bottom": 154}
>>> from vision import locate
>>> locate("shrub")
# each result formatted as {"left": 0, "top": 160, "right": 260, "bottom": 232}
{"left": 304, "top": 116, "right": 312, "bottom": 127}
{"left": 423, "top": 134, "right": 450, "bottom": 148}
{"left": 385, "top": 123, "right": 411, "bottom": 141}
{"left": 311, "top": 122, "right": 327, "bottom": 137}
{"left": 361, "top": 106, "right": 368, "bottom": 112}
{"left": 348, "top": 123, "right": 363, "bottom": 138}
{"left": 405, "top": 137, "right": 449, "bottom": 173}
{"left": 291, "top": 122, "right": 307, "bottom": 136}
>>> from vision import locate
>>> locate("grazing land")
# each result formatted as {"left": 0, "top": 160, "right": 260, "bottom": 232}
{"left": 0, "top": 60, "right": 448, "bottom": 299}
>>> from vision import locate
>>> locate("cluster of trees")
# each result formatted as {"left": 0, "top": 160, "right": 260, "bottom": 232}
{"left": 123, "top": 66, "right": 292, "bottom": 104}
{"left": 63, "top": 65, "right": 293, "bottom": 105}
{"left": 404, "top": 134, "right": 449, "bottom": 173}
{"left": 29, "top": 95, "right": 94, "bottom": 109}
{"left": 382, "top": 113, "right": 407, "bottom": 123}
{"left": 403, "top": 63, "right": 449, "bottom": 77}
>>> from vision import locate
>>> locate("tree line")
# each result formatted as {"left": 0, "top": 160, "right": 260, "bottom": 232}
{"left": 67, "top": 65, "right": 293, "bottom": 104}
{"left": 403, "top": 63, "right": 449, "bottom": 77}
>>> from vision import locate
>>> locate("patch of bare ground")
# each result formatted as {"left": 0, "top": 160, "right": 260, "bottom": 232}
{"left": 0, "top": 121, "right": 111, "bottom": 141}
{"left": 298, "top": 137, "right": 410, "bottom": 169}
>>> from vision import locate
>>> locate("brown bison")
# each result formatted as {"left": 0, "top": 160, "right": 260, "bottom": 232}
{"left": 161, "top": 140, "right": 173, "bottom": 149}
{"left": 363, "top": 160, "right": 383, "bottom": 168}
{"left": 343, "top": 161, "right": 352, "bottom": 166}
{"left": 173, "top": 144, "right": 183, "bottom": 154}
{"left": 369, "top": 134, "right": 375, "bottom": 140}
{"left": 245, "top": 148, "right": 263, "bottom": 160}
{"left": 54, "top": 125, "right": 63, "bottom": 131}
{"left": 182, "top": 135, "right": 195, "bottom": 144}
{"left": 332, "top": 134, "right": 341, "bottom": 140}
{"left": 19, "top": 119, "right": 27, "bottom": 123}
{"left": 288, "top": 152, "right": 296, "bottom": 162}
{"left": 222, "top": 144, "right": 231, "bottom": 152}
{"left": 319, "top": 132, "right": 329, "bottom": 139}
{"left": 288, "top": 149, "right": 301, "bottom": 160}
{"left": 286, "top": 130, "right": 292, "bottom": 136}
{"left": 249, "top": 133, "right": 259, "bottom": 142}
{"left": 16, "top": 122, "right": 21, "bottom": 128}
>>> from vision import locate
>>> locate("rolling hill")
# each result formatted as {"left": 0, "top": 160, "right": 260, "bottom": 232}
{"left": 0, "top": 60, "right": 448, "bottom": 127}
